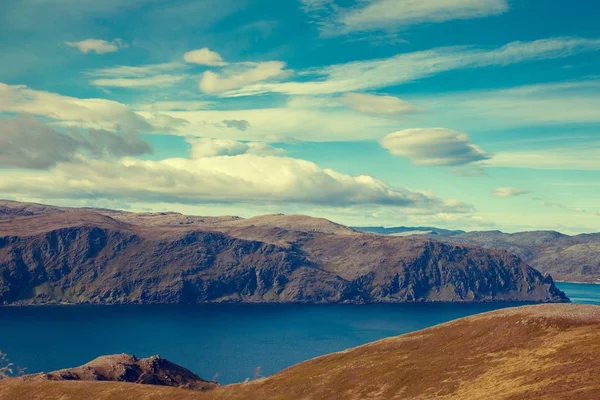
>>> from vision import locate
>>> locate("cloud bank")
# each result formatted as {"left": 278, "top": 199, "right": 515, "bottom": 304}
{"left": 0, "top": 115, "right": 152, "bottom": 169}
{"left": 0, "top": 154, "right": 473, "bottom": 212}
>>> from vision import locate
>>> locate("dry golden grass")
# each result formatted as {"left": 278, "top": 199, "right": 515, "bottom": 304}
{"left": 1, "top": 304, "right": 599, "bottom": 400}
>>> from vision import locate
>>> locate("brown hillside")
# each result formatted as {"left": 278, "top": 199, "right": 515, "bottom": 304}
{"left": 0, "top": 201, "right": 567, "bottom": 304}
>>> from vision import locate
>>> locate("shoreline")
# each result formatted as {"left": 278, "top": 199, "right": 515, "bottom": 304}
{"left": 555, "top": 280, "right": 600, "bottom": 285}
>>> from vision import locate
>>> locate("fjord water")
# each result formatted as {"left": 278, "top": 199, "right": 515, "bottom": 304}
{"left": 0, "top": 282, "right": 596, "bottom": 384}
{"left": 556, "top": 282, "right": 600, "bottom": 305}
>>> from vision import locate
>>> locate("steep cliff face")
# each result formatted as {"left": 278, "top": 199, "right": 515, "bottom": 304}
{"left": 0, "top": 202, "right": 568, "bottom": 304}
{"left": 353, "top": 224, "right": 600, "bottom": 283}
{"left": 437, "top": 231, "right": 600, "bottom": 283}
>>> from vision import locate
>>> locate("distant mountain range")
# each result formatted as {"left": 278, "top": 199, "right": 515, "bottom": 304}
{"left": 0, "top": 200, "right": 566, "bottom": 305}
{"left": 353, "top": 226, "right": 465, "bottom": 236}
{"left": 354, "top": 226, "right": 600, "bottom": 283}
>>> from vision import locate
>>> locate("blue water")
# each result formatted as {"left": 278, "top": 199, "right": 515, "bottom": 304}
{"left": 0, "top": 282, "right": 596, "bottom": 384}
{"left": 556, "top": 282, "right": 600, "bottom": 306}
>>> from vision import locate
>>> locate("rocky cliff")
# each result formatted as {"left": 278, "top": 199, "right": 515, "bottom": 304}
{"left": 0, "top": 200, "right": 567, "bottom": 304}
{"left": 353, "top": 225, "right": 600, "bottom": 283}
{"left": 437, "top": 230, "right": 600, "bottom": 283}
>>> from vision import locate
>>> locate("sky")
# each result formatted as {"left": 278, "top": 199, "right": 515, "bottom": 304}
{"left": 0, "top": 0, "right": 599, "bottom": 234}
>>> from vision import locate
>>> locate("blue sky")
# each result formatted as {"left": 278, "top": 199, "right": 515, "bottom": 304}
{"left": 1, "top": 0, "right": 599, "bottom": 233}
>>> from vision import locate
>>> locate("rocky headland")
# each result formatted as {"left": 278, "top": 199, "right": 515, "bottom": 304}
{"left": 0, "top": 200, "right": 567, "bottom": 305}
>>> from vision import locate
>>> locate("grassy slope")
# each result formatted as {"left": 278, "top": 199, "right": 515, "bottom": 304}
{"left": 1, "top": 304, "right": 599, "bottom": 400}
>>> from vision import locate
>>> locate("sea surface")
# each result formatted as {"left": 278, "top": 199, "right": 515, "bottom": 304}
{"left": 0, "top": 282, "right": 596, "bottom": 384}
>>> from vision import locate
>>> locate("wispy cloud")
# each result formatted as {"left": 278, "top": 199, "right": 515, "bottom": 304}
{"left": 339, "top": 93, "right": 422, "bottom": 115}
{"left": 302, "top": 0, "right": 509, "bottom": 37}
{"left": 90, "top": 74, "right": 187, "bottom": 88}
{"left": 87, "top": 62, "right": 187, "bottom": 88}
{"left": 491, "top": 187, "right": 532, "bottom": 198}
{"left": 539, "top": 201, "right": 587, "bottom": 213}
{"left": 132, "top": 101, "right": 213, "bottom": 112}
{"left": 412, "top": 79, "right": 600, "bottom": 130}
{"left": 489, "top": 147, "right": 600, "bottom": 171}
{"left": 199, "top": 61, "right": 289, "bottom": 94}
{"left": 221, "top": 37, "right": 600, "bottom": 96}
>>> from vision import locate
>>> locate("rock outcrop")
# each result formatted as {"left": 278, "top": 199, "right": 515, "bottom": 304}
{"left": 0, "top": 200, "right": 568, "bottom": 304}
{"left": 22, "top": 354, "right": 216, "bottom": 391}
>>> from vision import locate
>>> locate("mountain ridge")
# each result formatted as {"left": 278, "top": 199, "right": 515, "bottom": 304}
{"left": 0, "top": 200, "right": 567, "bottom": 305}
{"left": 355, "top": 225, "right": 600, "bottom": 282}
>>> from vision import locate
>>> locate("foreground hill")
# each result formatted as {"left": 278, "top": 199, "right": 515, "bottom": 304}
{"left": 1, "top": 304, "right": 598, "bottom": 399}
{"left": 0, "top": 200, "right": 566, "bottom": 304}
{"left": 22, "top": 354, "right": 216, "bottom": 391}
{"left": 354, "top": 225, "right": 600, "bottom": 283}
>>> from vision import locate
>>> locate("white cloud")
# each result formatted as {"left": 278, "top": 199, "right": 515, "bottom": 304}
{"left": 133, "top": 101, "right": 212, "bottom": 112}
{"left": 380, "top": 128, "right": 491, "bottom": 166}
{"left": 222, "top": 37, "right": 600, "bottom": 96}
{"left": 65, "top": 38, "right": 127, "bottom": 54}
{"left": 183, "top": 47, "right": 227, "bottom": 66}
{"left": 89, "top": 63, "right": 183, "bottom": 78}
{"left": 90, "top": 74, "right": 187, "bottom": 88}
{"left": 0, "top": 154, "right": 472, "bottom": 212}
{"left": 199, "top": 61, "right": 289, "bottom": 94}
{"left": 87, "top": 62, "right": 187, "bottom": 89}
{"left": 135, "top": 99, "right": 401, "bottom": 142}
{"left": 336, "top": 0, "right": 508, "bottom": 36}
{"left": 145, "top": 113, "right": 190, "bottom": 131}
{"left": 0, "top": 83, "right": 152, "bottom": 132}
{"left": 412, "top": 79, "right": 600, "bottom": 130}
{"left": 187, "top": 137, "right": 285, "bottom": 158}
{"left": 213, "top": 119, "right": 251, "bottom": 131}
{"left": 489, "top": 148, "right": 600, "bottom": 171}
{"left": 0, "top": 115, "right": 152, "bottom": 169}
{"left": 491, "top": 187, "right": 532, "bottom": 198}
{"left": 539, "top": 201, "right": 587, "bottom": 213}
{"left": 339, "top": 93, "right": 421, "bottom": 115}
